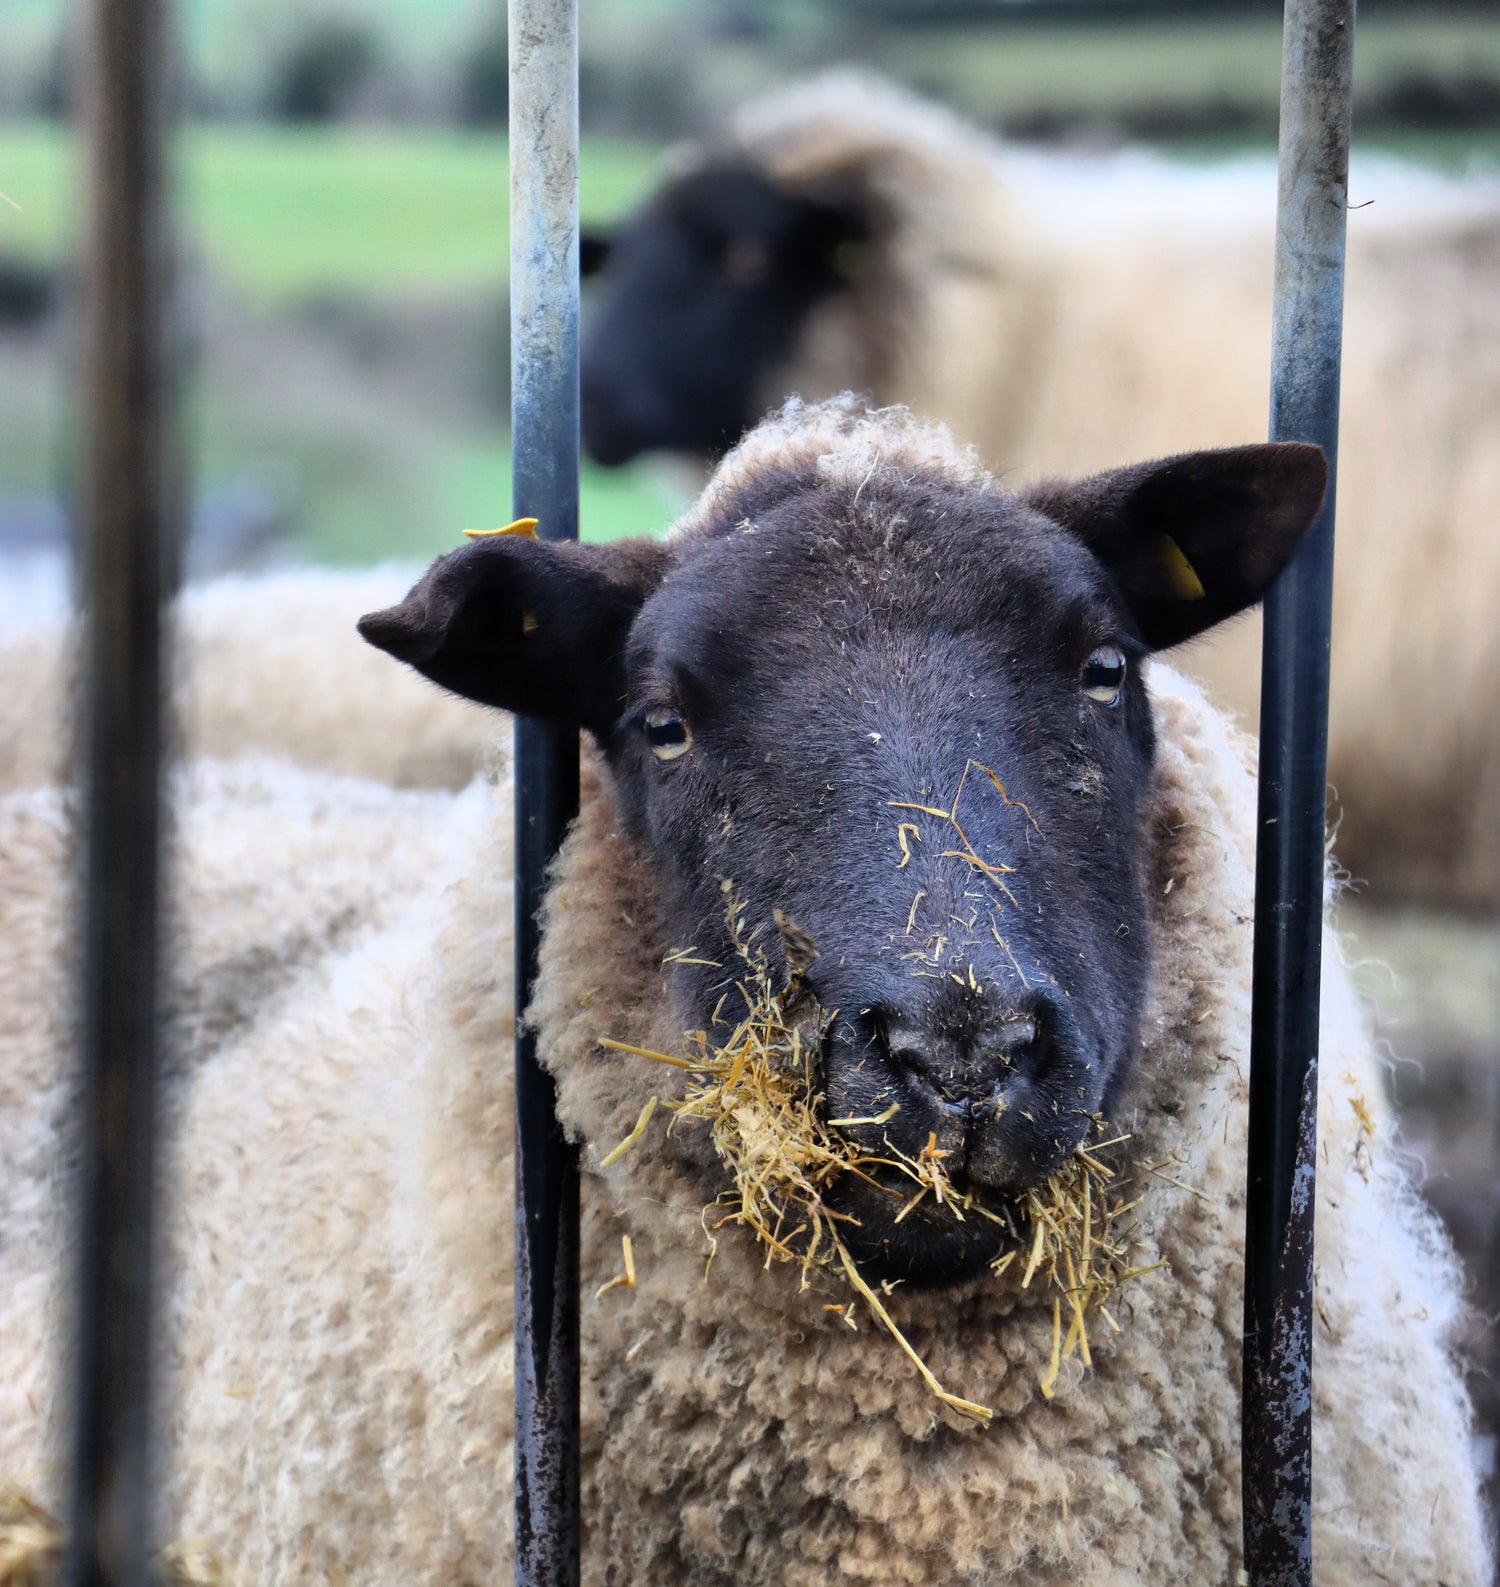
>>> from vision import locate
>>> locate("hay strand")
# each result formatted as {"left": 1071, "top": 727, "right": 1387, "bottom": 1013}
{"left": 596, "top": 1235, "right": 638, "bottom": 1299}
{"left": 832, "top": 1234, "right": 993, "bottom": 1425}
{"left": 603, "top": 908, "right": 1164, "bottom": 1420}
{"left": 0, "top": 1487, "right": 59, "bottom": 1587}
{"left": 887, "top": 759, "right": 1038, "bottom": 909}
{"left": 600, "top": 1096, "right": 659, "bottom": 1167}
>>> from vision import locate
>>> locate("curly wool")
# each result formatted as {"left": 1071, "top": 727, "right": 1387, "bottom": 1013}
{"left": 702, "top": 72, "right": 1500, "bottom": 909}
{"left": 0, "top": 409, "right": 1489, "bottom": 1585}
{"left": 0, "top": 757, "right": 509, "bottom": 1586}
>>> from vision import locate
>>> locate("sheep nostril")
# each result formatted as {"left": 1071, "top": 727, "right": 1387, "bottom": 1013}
{"left": 969, "top": 1015, "right": 1045, "bottom": 1081}
{"left": 966, "top": 1014, "right": 1053, "bottom": 1118}
{"left": 993, "top": 1017, "right": 1038, "bottom": 1064}
{"left": 849, "top": 1006, "right": 1060, "bottom": 1125}
{"left": 874, "top": 1025, "right": 965, "bottom": 1109}
{"left": 887, "top": 1042, "right": 930, "bottom": 1079}
{"left": 882, "top": 1018, "right": 1044, "bottom": 1090}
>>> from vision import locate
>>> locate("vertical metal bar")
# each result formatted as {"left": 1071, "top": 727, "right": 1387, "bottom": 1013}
{"left": 509, "top": 3, "right": 581, "bottom": 1584}
{"left": 66, "top": 1, "right": 181, "bottom": 1586}
{"left": 1489, "top": 1061, "right": 1500, "bottom": 1569}
{"left": 1243, "top": 0, "right": 1353, "bottom": 1582}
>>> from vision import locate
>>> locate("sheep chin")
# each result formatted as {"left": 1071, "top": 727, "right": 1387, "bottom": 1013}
{"left": 819, "top": 1169, "right": 1016, "bottom": 1292}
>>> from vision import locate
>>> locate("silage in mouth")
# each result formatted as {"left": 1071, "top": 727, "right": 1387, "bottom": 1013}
{"left": 600, "top": 913, "right": 1166, "bottom": 1426}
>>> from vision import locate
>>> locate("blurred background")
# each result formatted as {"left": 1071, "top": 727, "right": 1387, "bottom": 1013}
{"left": 1, "top": 0, "right": 1497, "bottom": 1529}
{"left": 2, "top": 0, "right": 1497, "bottom": 584}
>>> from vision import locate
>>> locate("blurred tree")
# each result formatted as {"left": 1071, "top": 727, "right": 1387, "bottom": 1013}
{"left": 266, "top": 20, "right": 384, "bottom": 122}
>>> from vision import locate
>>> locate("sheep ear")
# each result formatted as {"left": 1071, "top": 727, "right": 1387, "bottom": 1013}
{"left": 357, "top": 536, "right": 669, "bottom": 739}
{"left": 1024, "top": 443, "right": 1328, "bottom": 650}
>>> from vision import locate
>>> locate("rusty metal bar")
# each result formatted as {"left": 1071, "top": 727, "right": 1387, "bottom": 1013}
{"left": 1243, "top": 0, "right": 1354, "bottom": 1581}
{"left": 66, "top": 2, "right": 182, "bottom": 1586}
{"left": 509, "top": 2, "right": 581, "bottom": 1583}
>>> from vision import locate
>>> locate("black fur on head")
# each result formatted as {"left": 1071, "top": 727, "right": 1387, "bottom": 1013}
{"left": 360, "top": 426, "right": 1325, "bottom": 1287}
{"left": 580, "top": 162, "right": 869, "bottom": 466}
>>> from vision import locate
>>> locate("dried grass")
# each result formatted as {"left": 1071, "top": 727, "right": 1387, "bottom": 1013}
{"left": 0, "top": 1486, "right": 236, "bottom": 1587}
{"left": 600, "top": 904, "right": 1165, "bottom": 1424}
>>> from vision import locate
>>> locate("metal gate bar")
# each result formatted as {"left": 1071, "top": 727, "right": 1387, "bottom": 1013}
{"left": 66, "top": 1, "right": 180, "bottom": 1585}
{"left": 509, "top": 4, "right": 582, "bottom": 1584}
{"left": 1243, "top": 0, "right": 1354, "bottom": 1581}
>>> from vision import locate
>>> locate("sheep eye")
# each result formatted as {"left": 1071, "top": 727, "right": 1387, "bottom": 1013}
{"left": 645, "top": 709, "right": 691, "bottom": 761}
{"left": 1081, "top": 645, "right": 1127, "bottom": 706}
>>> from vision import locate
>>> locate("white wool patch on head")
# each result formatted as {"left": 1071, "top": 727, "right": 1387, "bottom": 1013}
{"left": 670, "top": 395, "right": 992, "bottom": 542}
{"left": 720, "top": 68, "right": 1004, "bottom": 194}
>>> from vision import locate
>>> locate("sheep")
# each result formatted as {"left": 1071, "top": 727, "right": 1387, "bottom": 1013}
{"left": 579, "top": 71, "right": 1500, "bottom": 911}
{"left": 0, "top": 566, "right": 495, "bottom": 795}
{"left": 1, "top": 400, "right": 1488, "bottom": 1585}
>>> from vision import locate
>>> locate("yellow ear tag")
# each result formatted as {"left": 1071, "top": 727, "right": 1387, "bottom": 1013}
{"left": 463, "top": 517, "right": 539, "bottom": 541}
{"left": 1157, "top": 534, "right": 1206, "bottom": 602}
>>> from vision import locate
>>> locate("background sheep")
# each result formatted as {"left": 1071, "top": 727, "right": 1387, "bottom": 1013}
{"left": 0, "top": 566, "right": 494, "bottom": 795}
{"left": 1, "top": 403, "right": 1487, "bottom": 1584}
{"left": 579, "top": 72, "right": 1500, "bottom": 911}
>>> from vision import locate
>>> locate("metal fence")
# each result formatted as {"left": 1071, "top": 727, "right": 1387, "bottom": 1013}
{"left": 67, "top": 3, "right": 178, "bottom": 1585}
{"left": 509, "top": 3, "right": 583, "bottom": 1580}
{"left": 63, "top": 0, "right": 1352, "bottom": 1582}
{"left": 1242, "top": 7, "right": 1353, "bottom": 1581}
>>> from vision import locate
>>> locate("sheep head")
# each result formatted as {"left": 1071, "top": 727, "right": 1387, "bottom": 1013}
{"left": 360, "top": 417, "right": 1324, "bottom": 1288}
{"left": 580, "top": 162, "right": 872, "bottom": 466}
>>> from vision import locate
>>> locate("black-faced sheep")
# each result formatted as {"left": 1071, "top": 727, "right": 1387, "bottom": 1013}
{"left": 1, "top": 401, "right": 1488, "bottom": 1584}
{"left": 578, "top": 72, "right": 1500, "bottom": 911}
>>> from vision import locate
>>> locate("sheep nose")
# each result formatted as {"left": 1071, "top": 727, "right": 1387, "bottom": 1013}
{"left": 880, "top": 1000, "right": 1055, "bottom": 1121}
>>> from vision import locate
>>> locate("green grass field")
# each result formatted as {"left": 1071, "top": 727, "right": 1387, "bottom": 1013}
{"left": 0, "top": 124, "right": 664, "bottom": 301}
{"left": 0, "top": 124, "right": 683, "bottom": 553}
{"left": 3, "top": 110, "right": 1494, "bottom": 306}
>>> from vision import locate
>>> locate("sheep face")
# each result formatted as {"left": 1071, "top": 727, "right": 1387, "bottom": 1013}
{"left": 360, "top": 427, "right": 1325, "bottom": 1287}
{"left": 580, "top": 164, "right": 867, "bottom": 466}
{"left": 607, "top": 481, "right": 1154, "bottom": 1287}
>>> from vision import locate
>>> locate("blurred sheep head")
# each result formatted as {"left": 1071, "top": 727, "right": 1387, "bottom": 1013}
{"left": 580, "top": 164, "right": 871, "bottom": 465}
